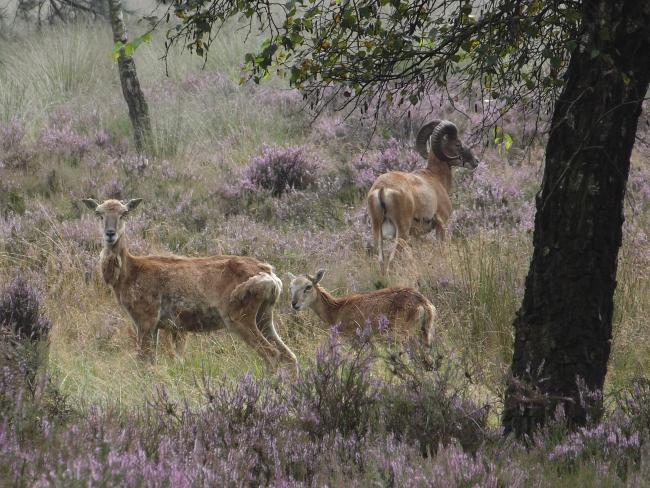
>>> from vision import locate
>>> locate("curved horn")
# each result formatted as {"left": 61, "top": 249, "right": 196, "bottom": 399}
{"left": 431, "top": 120, "right": 459, "bottom": 162}
{"left": 415, "top": 120, "right": 441, "bottom": 160}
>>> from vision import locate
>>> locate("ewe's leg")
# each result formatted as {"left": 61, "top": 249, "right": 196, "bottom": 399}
{"left": 135, "top": 318, "right": 159, "bottom": 362}
{"left": 230, "top": 317, "right": 281, "bottom": 368}
{"left": 172, "top": 330, "right": 187, "bottom": 357}
{"left": 257, "top": 308, "right": 297, "bottom": 368}
{"left": 434, "top": 214, "right": 447, "bottom": 241}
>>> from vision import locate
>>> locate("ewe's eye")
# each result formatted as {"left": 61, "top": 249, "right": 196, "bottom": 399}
{"left": 305, "top": 285, "right": 312, "bottom": 292}
{"left": 95, "top": 211, "right": 102, "bottom": 218}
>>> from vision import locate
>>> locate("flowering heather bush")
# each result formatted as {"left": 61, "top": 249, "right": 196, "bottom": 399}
{"left": 0, "top": 117, "right": 32, "bottom": 169}
{"left": 291, "top": 325, "right": 379, "bottom": 440}
{"left": 39, "top": 114, "right": 91, "bottom": 161}
{"left": 351, "top": 138, "right": 422, "bottom": 191}
{"left": 0, "top": 117, "right": 26, "bottom": 153}
{"left": 382, "top": 341, "right": 489, "bottom": 455}
{"left": 451, "top": 161, "right": 537, "bottom": 235}
{"left": 219, "top": 145, "right": 322, "bottom": 220}
{"left": 3, "top": 322, "right": 650, "bottom": 486}
{"left": 0, "top": 276, "right": 50, "bottom": 343}
{"left": 0, "top": 276, "right": 51, "bottom": 412}
{"left": 242, "top": 144, "right": 320, "bottom": 197}
{"left": 548, "top": 417, "right": 640, "bottom": 476}
{"left": 271, "top": 175, "right": 349, "bottom": 227}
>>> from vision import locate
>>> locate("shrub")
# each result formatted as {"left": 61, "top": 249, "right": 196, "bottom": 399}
{"left": 0, "top": 276, "right": 50, "bottom": 344}
{"left": 290, "top": 325, "right": 379, "bottom": 440}
{"left": 451, "top": 160, "right": 537, "bottom": 235}
{"left": 0, "top": 117, "right": 32, "bottom": 169}
{"left": 243, "top": 144, "right": 319, "bottom": 197}
{"left": 351, "top": 138, "right": 422, "bottom": 191}
{"left": 381, "top": 341, "right": 489, "bottom": 455}
{"left": 0, "top": 276, "right": 51, "bottom": 418}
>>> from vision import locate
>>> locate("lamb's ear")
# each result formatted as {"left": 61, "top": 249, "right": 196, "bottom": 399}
{"left": 313, "top": 269, "right": 326, "bottom": 284}
{"left": 82, "top": 198, "right": 99, "bottom": 211}
{"left": 125, "top": 198, "right": 143, "bottom": 212}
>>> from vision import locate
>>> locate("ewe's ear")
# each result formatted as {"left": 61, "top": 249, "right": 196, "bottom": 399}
{"left": 313, "top": 269, "right": 326, "bottom": 284}
{"left": 82, "top": 198, "right": 99, "bottom": 211}
{"left": 286, "top": 272, "right": 296, "bottom": 283}
{"left": 126, "top": 198, "right": 143, "bottom": 212}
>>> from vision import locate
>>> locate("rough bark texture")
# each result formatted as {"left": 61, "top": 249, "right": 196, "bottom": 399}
{"left": 503, "top": 0, "right": 650, "bottom": 438}
{"left": 107, "top": 0, "right": 151, "bottom": 152}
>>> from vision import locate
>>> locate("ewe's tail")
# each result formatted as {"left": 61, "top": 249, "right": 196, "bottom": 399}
{"left": 231, "top": 271, "right": 283, "bottom": 306}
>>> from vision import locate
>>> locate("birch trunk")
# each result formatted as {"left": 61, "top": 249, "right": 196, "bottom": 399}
{"left": 107, "top": 0, "right": 151, "bottom": 152}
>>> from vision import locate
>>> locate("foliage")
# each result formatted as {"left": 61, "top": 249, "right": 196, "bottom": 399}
{"left": 162, "top": 0, "right": 579, "bottom": 132}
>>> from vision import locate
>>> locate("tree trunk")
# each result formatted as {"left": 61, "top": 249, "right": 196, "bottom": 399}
{"left": 503, "top": 0, "right": 650, "bottom": 438}
{"left": 107, "top": 0, "right": 151, "bottom": 153}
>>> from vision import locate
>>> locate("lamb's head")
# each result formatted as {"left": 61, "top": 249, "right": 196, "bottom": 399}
{"left": 287, "top": 269, "right": 325, "bottom": 311}
{"left": 82, "top": 198, "right": 143, "bottom": 246}
{"left": 416, "top": 119, "right": 480, "bottom": 169}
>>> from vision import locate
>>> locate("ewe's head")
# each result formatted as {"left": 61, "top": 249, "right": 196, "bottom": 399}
{"left": 416, "top": 120, "right": 480, "bottom": 170}
{"left": 82, "top": 198, "right": 143, "bottom": 246}
{"left": 287, "top": 269, "right": 326, "bottom": 311}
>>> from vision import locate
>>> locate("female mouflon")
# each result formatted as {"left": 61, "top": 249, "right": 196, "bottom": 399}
{"left": 83, "top": 198, "right": 296, "bottom": 369}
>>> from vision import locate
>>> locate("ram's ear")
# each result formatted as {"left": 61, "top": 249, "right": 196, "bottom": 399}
{"left": 82, "top": 198, "right": 100, "bottom": 211}
{"left": 125, "top": 198, "right": 143, "bottom": 212}
{"left": 313, "top": 269, "right": 326, "bottom": 284}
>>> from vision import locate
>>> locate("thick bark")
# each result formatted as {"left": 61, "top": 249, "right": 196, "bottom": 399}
{"left": 503, "top": 0, "right": 650, "bottom": 438}
{"left": 107, "top": 0, "right": 151, "bottom": 152}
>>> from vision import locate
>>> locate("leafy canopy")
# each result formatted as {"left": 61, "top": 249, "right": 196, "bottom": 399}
{"left": 160, "top": 0, "right": 581, "bottom": 120}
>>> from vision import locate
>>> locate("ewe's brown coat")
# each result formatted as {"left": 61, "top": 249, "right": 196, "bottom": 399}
{"left": 83, "top": 198, "right": 296, "bottom": 368}
{"left": 288, "top": 270, "right": 435, "bottom": 346}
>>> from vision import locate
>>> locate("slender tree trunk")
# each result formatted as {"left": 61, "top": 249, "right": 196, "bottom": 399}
{"left": 503, "top": 0, "right": 650, "bottom": 438}
{"left": 107, "top": 0, "right": 151, "bottom": 153}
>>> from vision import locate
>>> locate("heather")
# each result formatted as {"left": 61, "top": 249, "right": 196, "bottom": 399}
{"left": 1, "top": 5, "right": 650, "bottom": 485}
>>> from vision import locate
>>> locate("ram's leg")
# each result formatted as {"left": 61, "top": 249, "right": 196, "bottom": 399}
{"left": 371, "top": 217, "right": 386, "bottom": 271}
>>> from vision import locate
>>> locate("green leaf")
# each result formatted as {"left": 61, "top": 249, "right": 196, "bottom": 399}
{"left": 503, "top": 132, "right": 513, "bottom": 150}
